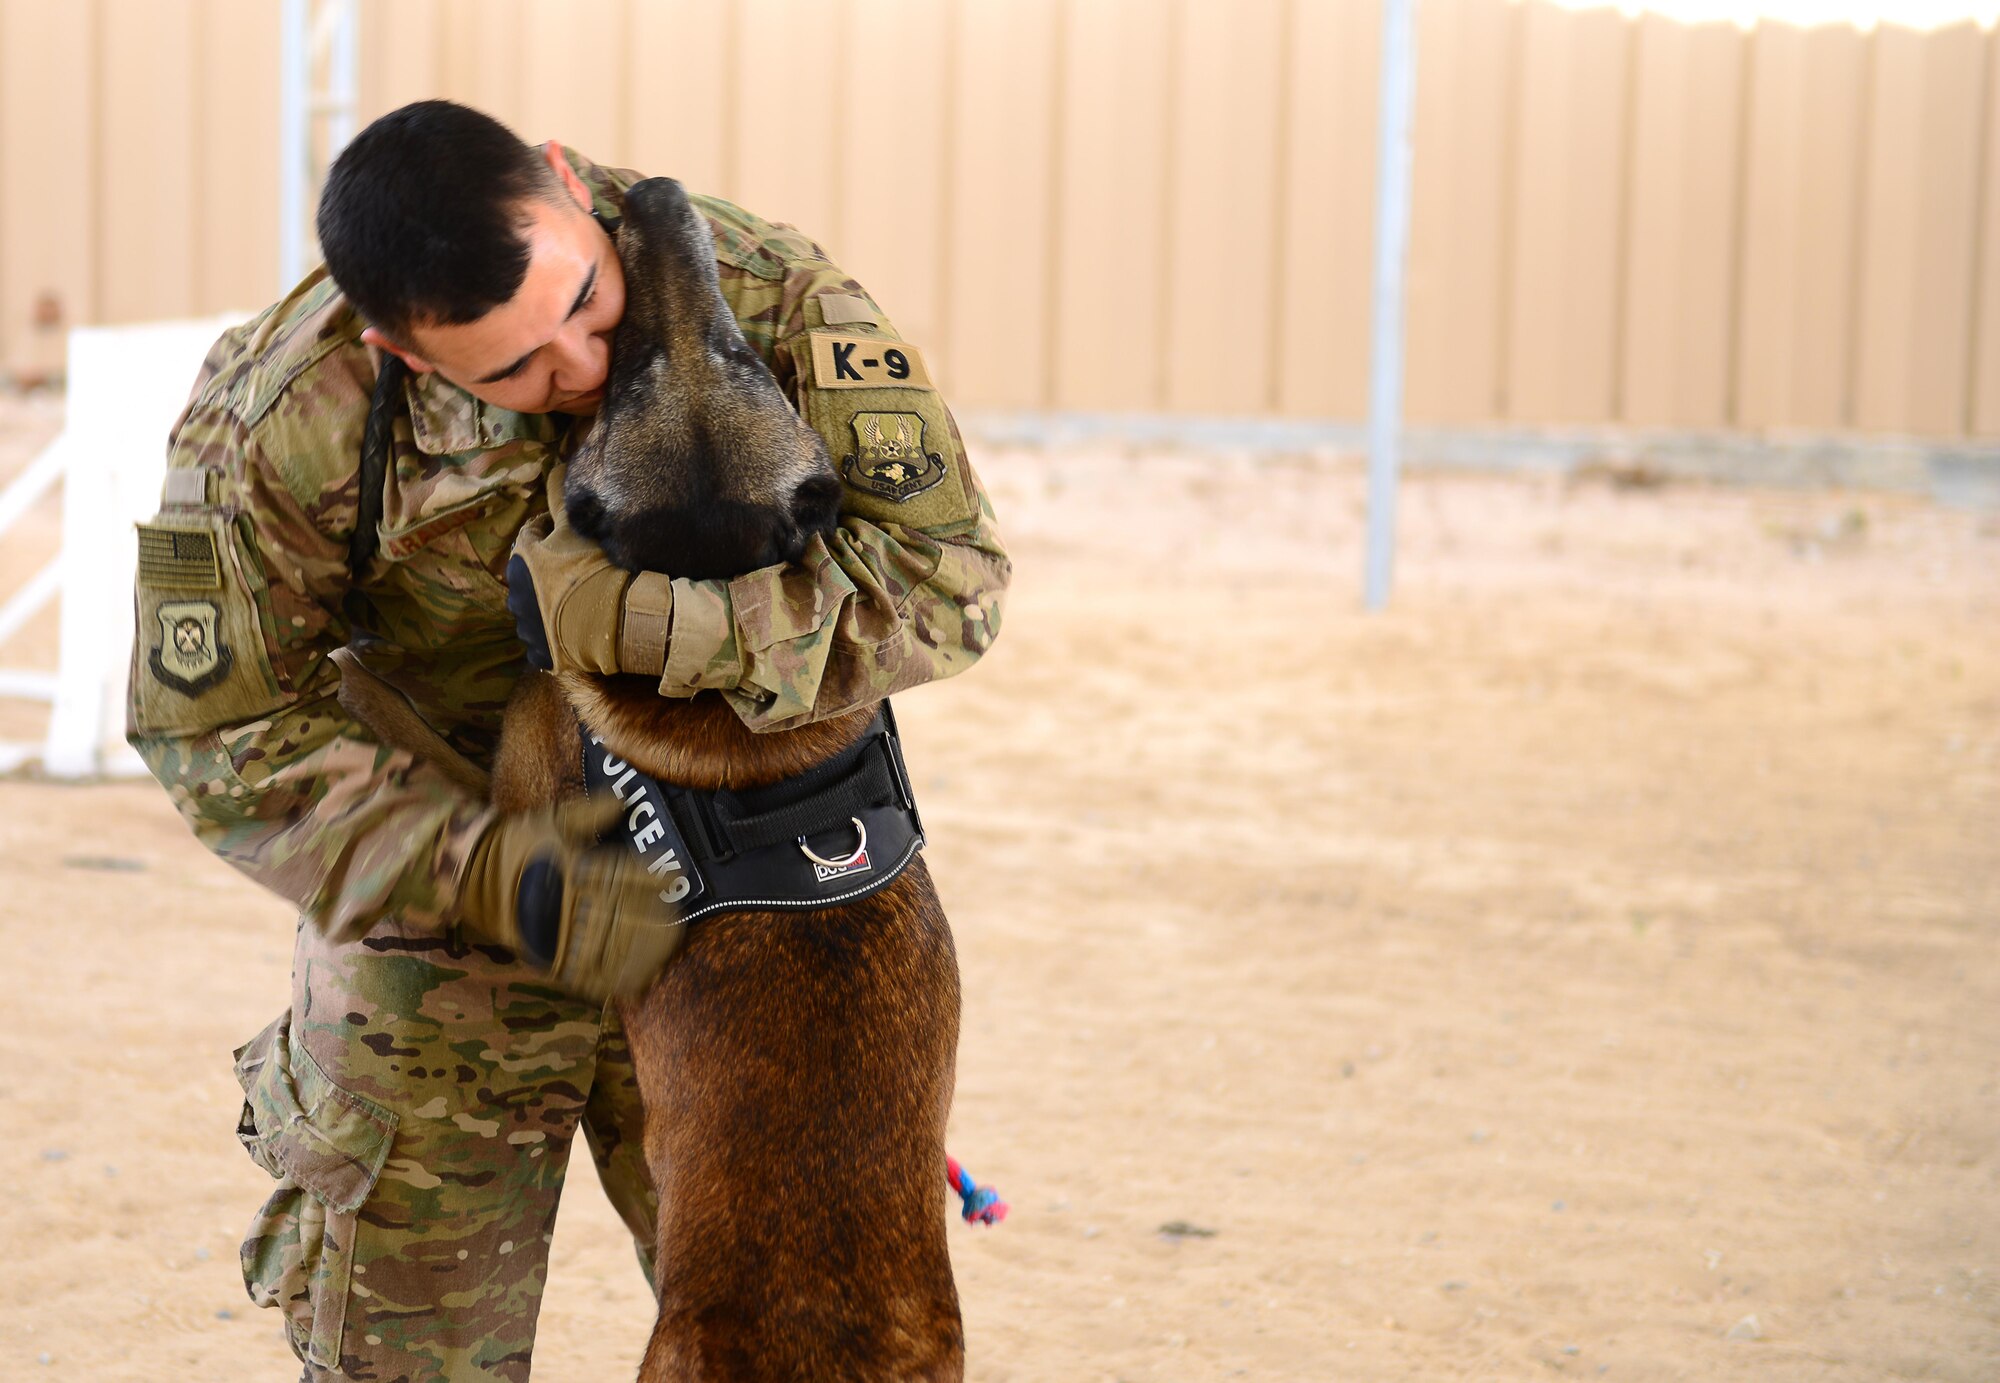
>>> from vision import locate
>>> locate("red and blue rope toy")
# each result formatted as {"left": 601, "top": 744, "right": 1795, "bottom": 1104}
{"left": 945, "top": 1155, "right": 1008, "bottom": 1226}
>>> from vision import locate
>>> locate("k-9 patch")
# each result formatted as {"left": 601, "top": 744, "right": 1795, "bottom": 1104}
{"left": 843, "top": 412, "right": 946, "bottom": 503}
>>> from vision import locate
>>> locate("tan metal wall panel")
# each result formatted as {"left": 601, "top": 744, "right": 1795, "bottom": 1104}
{"left": 1504, "top": 1, "right": 1631, "bottom": 425}
{"left": 1162, "top": 0, "right": 1287, "bottom": 414}
{"left": 98, "top": 0, "right": 200, "bottom": 325}
{"left": 519, "top": 0, "right": 630, "bottom": 168}
{"left": 837, "top": 0, "right": 952, "bottom": 357}
{"left": 1620, "top": 17, "right": 1742, "bottom": 428}
{"left": 729, "top": 0, "right": 842, "bottom": 240}
{"left": 1973, "top": 29, "right": 2000, "bottom": 435}
{"left": 1853, "top": 21, "right": 1987, "bottom": 436}
{"left": 1048, "top": 0, "right": 1173, "bottom": 412}
{"left": 13, "top": 0, "right": 2000, "bottom": 441}
{"left": 625, "top": 0, "right": 730, "bottom": 192}
{"left": 1405, "top": 0, "right": 1513, "bottom": 425}
{"left": 1274, "top": 0, "right": 1379, "bottom": 419}
{"left": 1735, "top": 23, "right": 1866, "bottom": 431}
{"left": 197, "top": 0, "right": 281, "bottom": 315}
{"left": 941, "top": 0, "right": 1058, "bottom": 405}
{"left": 356, "top": 0, "right": 450, "bottom": 125}
{"left": 0, "top": 0, "right": 97, "bottom": 376}
{"left": 435, "top": 0, "right": 533, "bottom": 139}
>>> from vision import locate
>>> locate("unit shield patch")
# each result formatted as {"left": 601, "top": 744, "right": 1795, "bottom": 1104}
{"left": 150, "top": 599, "right": 233, "bottom": 695}
{"left": 842, "top": 412, "right": 946, "bottom": 503}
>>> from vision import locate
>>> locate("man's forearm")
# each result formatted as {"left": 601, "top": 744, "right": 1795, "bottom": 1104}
{"left": 133, "top": 696, "right": 495, "bottom": 939}
{"left": 660, "top": 494, "right": 1009, "bottom": 731}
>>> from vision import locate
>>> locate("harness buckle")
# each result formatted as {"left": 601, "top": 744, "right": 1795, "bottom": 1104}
{"left": 797, "top": 817, "right": 868, "bottom": 869}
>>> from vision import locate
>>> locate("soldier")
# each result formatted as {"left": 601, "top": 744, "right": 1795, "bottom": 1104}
{"left": 127, "top": 100, "right": 1008, "bottom": 1381}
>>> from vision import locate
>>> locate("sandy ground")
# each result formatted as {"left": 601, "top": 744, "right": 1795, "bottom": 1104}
{"left": 0, "top": 397, "right": 1996, "bottom": 1381}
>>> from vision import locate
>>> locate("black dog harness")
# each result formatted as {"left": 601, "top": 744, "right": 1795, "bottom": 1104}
{"left": 581, "top": 703, "right": 926, "bottom": 923}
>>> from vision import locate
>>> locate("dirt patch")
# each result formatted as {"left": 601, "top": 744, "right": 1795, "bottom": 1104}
{"left": 2, "top": 417, "right": 1995, "bottom": 1380}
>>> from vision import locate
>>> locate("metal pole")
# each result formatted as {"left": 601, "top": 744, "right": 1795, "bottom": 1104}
{"left": 278, "top": 0, "right": 309, "bottom": 291}
{"left": 1364, "top": 0, "right": 1418, "bottom": 612}
{"left": 325, "top": 0, "right": 360, "bottom": 155}
{"left": 278, "top": 0, "right": 359, "bottom": 293}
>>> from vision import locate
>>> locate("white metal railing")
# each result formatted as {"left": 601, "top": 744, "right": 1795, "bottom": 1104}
{"left": 0, "top": 318, "right": 246, "bottom": 776}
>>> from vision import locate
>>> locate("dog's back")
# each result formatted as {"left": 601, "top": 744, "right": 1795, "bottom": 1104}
{"left": 624, "top": 858, "right": 961, "bottom": 1380}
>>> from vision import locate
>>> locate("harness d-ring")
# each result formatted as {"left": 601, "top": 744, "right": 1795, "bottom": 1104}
{"left": 798, "top": 817, "right": 868, "bottom": 869}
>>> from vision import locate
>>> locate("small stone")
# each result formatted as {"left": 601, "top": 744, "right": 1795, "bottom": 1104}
{"left": 61, "top": 855, "right": 146, "bottom": 873}
{"left": 1441, "top": 1280, "right": 1468, "bottom": 1292}
{"left": 40, "top": 1149, "right": 67, "bottom": 1162}
{"left": 1469, "top": 1129, "right": 1491, "bottom": 1144}
{"left": 1563, "top": 1345, "right": 1580, "bottom": 1355}
{"left": 1552, "top": 1200, "right": 1567, "bottom": 1212}
{"left": 194, "top": 1246, "right": 211, "bottom": 1261}
{"left": 1082, "top": 1225, "right": 1102, "bottom": 1240}
{"left": 38, "top": 1354, "right": 53, "bottom": 1366}
{"left": 1158, "top": 1220, "right": 1218, "bottom": 1239}
{"left": 1725, "top": 1313, "right": 1762, "bottom": 1341}
{"left": 215, "top": 1309, "right": 233, "bottom": 1321}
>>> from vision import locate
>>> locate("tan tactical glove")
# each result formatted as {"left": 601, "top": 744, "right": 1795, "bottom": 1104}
{"left": 506, "top": 463, "right": 674, "bottom": 676}
{"left": 458, "top": 796, "right": 685, "bottom": 1002}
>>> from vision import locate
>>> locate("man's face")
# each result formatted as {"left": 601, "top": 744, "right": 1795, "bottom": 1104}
{"left": 394, "top": 191, "right": 627, "bottom": 416}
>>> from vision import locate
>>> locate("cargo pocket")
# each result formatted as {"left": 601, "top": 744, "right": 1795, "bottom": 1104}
{"left": 232, "top": 1013, "right": 398, "bottom": 1371}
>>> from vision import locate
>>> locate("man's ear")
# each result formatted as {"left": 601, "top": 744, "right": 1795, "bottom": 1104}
{"left": 541, "top": 140, "right": 593, "bottom": 212}
{"left": 361, "top": 326, "right": 437, "bottom": 375}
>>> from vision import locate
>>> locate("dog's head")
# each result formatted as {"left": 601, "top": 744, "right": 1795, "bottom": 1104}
{"left": 563, "top": 178, "right": 842, "bottom": 579}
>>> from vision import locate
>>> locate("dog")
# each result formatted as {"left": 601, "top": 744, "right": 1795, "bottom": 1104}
{"left": 338, "top": 177, "right": 966, "bottom": 1381}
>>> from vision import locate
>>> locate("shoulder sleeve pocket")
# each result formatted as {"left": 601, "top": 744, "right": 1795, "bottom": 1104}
{"left": 130, "top": 510, "right": 285, "bottom": 736}
{"left": 790, "top": 329, "right": 977, "bottom": 533}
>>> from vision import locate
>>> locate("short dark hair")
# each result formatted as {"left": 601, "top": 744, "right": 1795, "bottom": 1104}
{"left": 317, "top": 100, "right": 567, "bottom": 343}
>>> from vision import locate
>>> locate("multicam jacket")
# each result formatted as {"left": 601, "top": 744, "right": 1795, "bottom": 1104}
{"left": 127, "top": 151, "right": 1008, "bottom": 941}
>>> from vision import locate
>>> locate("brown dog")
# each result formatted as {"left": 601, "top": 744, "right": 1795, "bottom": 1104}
{"left": 341, "top": 178, "right": 965, "bottom": 1381}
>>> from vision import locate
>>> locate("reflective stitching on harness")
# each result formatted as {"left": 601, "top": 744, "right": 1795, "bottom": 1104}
{"left": 675, "top": 835, "right": 923, "bottom": 925}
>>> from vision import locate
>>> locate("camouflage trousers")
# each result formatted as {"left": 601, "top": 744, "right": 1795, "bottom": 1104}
{"left": 231, "top": 913, "right": 658, "bottom": 1382}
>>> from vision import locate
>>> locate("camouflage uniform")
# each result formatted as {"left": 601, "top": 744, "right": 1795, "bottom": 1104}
{"left": 128, "top": 151, "right": 1008, "bottom": 1382}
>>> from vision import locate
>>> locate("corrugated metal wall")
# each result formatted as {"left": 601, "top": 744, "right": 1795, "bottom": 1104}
{"left": 2, "top": 0, "right": 1998, "bottom": 437}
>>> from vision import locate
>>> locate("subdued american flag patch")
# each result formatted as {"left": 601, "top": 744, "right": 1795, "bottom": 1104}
{"left": 137, "top": 524, "right": 221, "bottom": 589}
